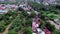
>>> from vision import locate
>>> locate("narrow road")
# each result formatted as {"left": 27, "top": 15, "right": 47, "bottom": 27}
{"left": 2, "top": 23, "right": 12, "bottom": 34}
{"left": 48, "top": 20, "right": 60, "bottom": 30}
{"left": 2, "top": 14, "right": 19, "bottom": 34}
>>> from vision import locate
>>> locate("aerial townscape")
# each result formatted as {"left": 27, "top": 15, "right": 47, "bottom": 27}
{"left": 0, "top": 0, "right": 60, "bottom": 34}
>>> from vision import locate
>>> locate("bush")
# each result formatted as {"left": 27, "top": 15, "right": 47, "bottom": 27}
{"left": 22, "top": 27, "right": 32, "bottom": 34}
{"left": 52, "top": 30, "right": 60, "bottom": 34}
{"left": 30, "top": 12, "right": 36, "bottom": 18}
{"left": 25, "top": 18, "right": 32, "bottom": 27}
{"left": 7, "top": 30, "right": 18, "bottom": 34}
{"left": 0, "top": 25, "right": 6, "bottom": 32}
{"left": 21, "top": 11, "right": 28, "bottom": 17}
{"left": 39, "top": 19, "right": 46, "bottom": 29}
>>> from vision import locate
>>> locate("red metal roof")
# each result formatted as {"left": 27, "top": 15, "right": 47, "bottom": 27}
{"left": 44, "top": 29, "right": 51, "bottom": 34}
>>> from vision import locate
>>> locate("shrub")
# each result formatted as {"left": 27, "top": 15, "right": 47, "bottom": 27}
{"left": 46, "top": 22, "right": 55, "bottom": 32}
{"left": 7, "top": 30, "right": 18, "bottom": 34}
{"left": 22, "top": 27, "right": 32, "bottom": 34}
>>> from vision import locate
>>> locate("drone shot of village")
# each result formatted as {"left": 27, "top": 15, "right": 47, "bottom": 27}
{"left": 0, "top": 0, "right": 60, "bottom": 34}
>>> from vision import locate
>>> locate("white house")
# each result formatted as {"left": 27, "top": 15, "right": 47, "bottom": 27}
{"left": 37, "top": 28, "right": 45, "bottom": 34}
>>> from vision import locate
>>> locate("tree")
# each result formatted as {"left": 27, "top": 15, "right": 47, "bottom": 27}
{"left": 7, "top": 30, "right": 18, "bottom": 34}
{"left": 52, "top": 30, "right": 60, "bottom": 34}
{"left": 25, "top": 18, "right": 32, "bottom": 27}
{"left": 46, "top": 22, "right": 55, "bottom": 32}
{"left": 0, "top": 14, "right": 4, "bottom": 21}
{"left": 0, "top": 21, "right": 6, "bottom": 32}
{"left": 22, "top": 27, "right": 32, "bottom": 34}
{"left": 18, "top": 7, "right": 25, "bottom": 11}
{"left": 21, "top": 11, "right": 28, "bottom": 17}
{"left": 0, "top": 24, "right": 6, "bottom": 32}
{"left": 39, "top": 19, "right": 46, "bottom": 29}
{"left": 30, "top": 12, "right": 36, "bottom": 18}
{"left": 56, "top": 5, "right": 60, "bottom": 9}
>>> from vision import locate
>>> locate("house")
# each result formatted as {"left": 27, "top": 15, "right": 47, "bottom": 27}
{"left": 43, "top": 0, "right": 57, "bottom": 5}
{"left": 10, "top": 5, "right": 15, "bottom": 9}
{"left": 27, "top": 12, "right": 31, "bottom": 15}
{"left": 0, "top": 4, "right": 6, "bottom": 10}
{"left": 5, "top": 4, "right": 11, "bottom": 8}
{"left": 37, "top": 28, "right": 45, "bottom": 34}
{"left": 32, "top": 33, "right": 36, "bottom": 34}
{"left": 0, "top": 9, "right": 8, "bottom": 14}
{"left": 19, "top": 2, "right": 32, "bottom": 11}
{"left": 10, "top": 5, "right": 18, "bottom": 10}
{"left": 32, "top": 21, "right": 36, "bottom": 32}
{"left": 44, "top": 28, "right": 51, "bottom": 34}
{"left": 32, "top": 17, "right": 40, "bottom": 32}
{"left": 0, "top": 4, "right": 9, "bottom": 14}
{"left": 0, "top": 5, "right": 6, "bottom": 10}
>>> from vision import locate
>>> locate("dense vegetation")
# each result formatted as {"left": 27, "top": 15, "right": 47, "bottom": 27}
{"left": 0, "top": 9, "right": 33, "bottom": 34}
{"left": 0, "top": 1, "right": 60, "bottom": 34}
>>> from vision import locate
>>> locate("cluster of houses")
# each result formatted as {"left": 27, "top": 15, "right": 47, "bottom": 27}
{"left": 19, "top": 2, "right": 32, "bottom": 11}
{"left": 0, "top": 1, "right": 59, "bottom": 34}
{"left": 0, "top": 1, "right": 32, "bottom": 14}
{"left": 32, "top": 18, "right": 51, "bottom": 34}
{"left": 32, "top": 13, "right": 51, "bottom": 34}
{"left": 0, "top": 4, "right": 18, "bottom": 10}
{"left": 0, "top": 4, "right": 18, "bottom": 14}
{"left": 0, "top": 0, "right": 16, "bottom": 2}
{"left": 18, "top": 1, "right": 32, "bottom": 15}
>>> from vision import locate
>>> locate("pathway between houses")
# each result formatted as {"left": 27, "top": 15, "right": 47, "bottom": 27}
{"left": 0, "top": 23, "right": 12, "bottom": 34}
